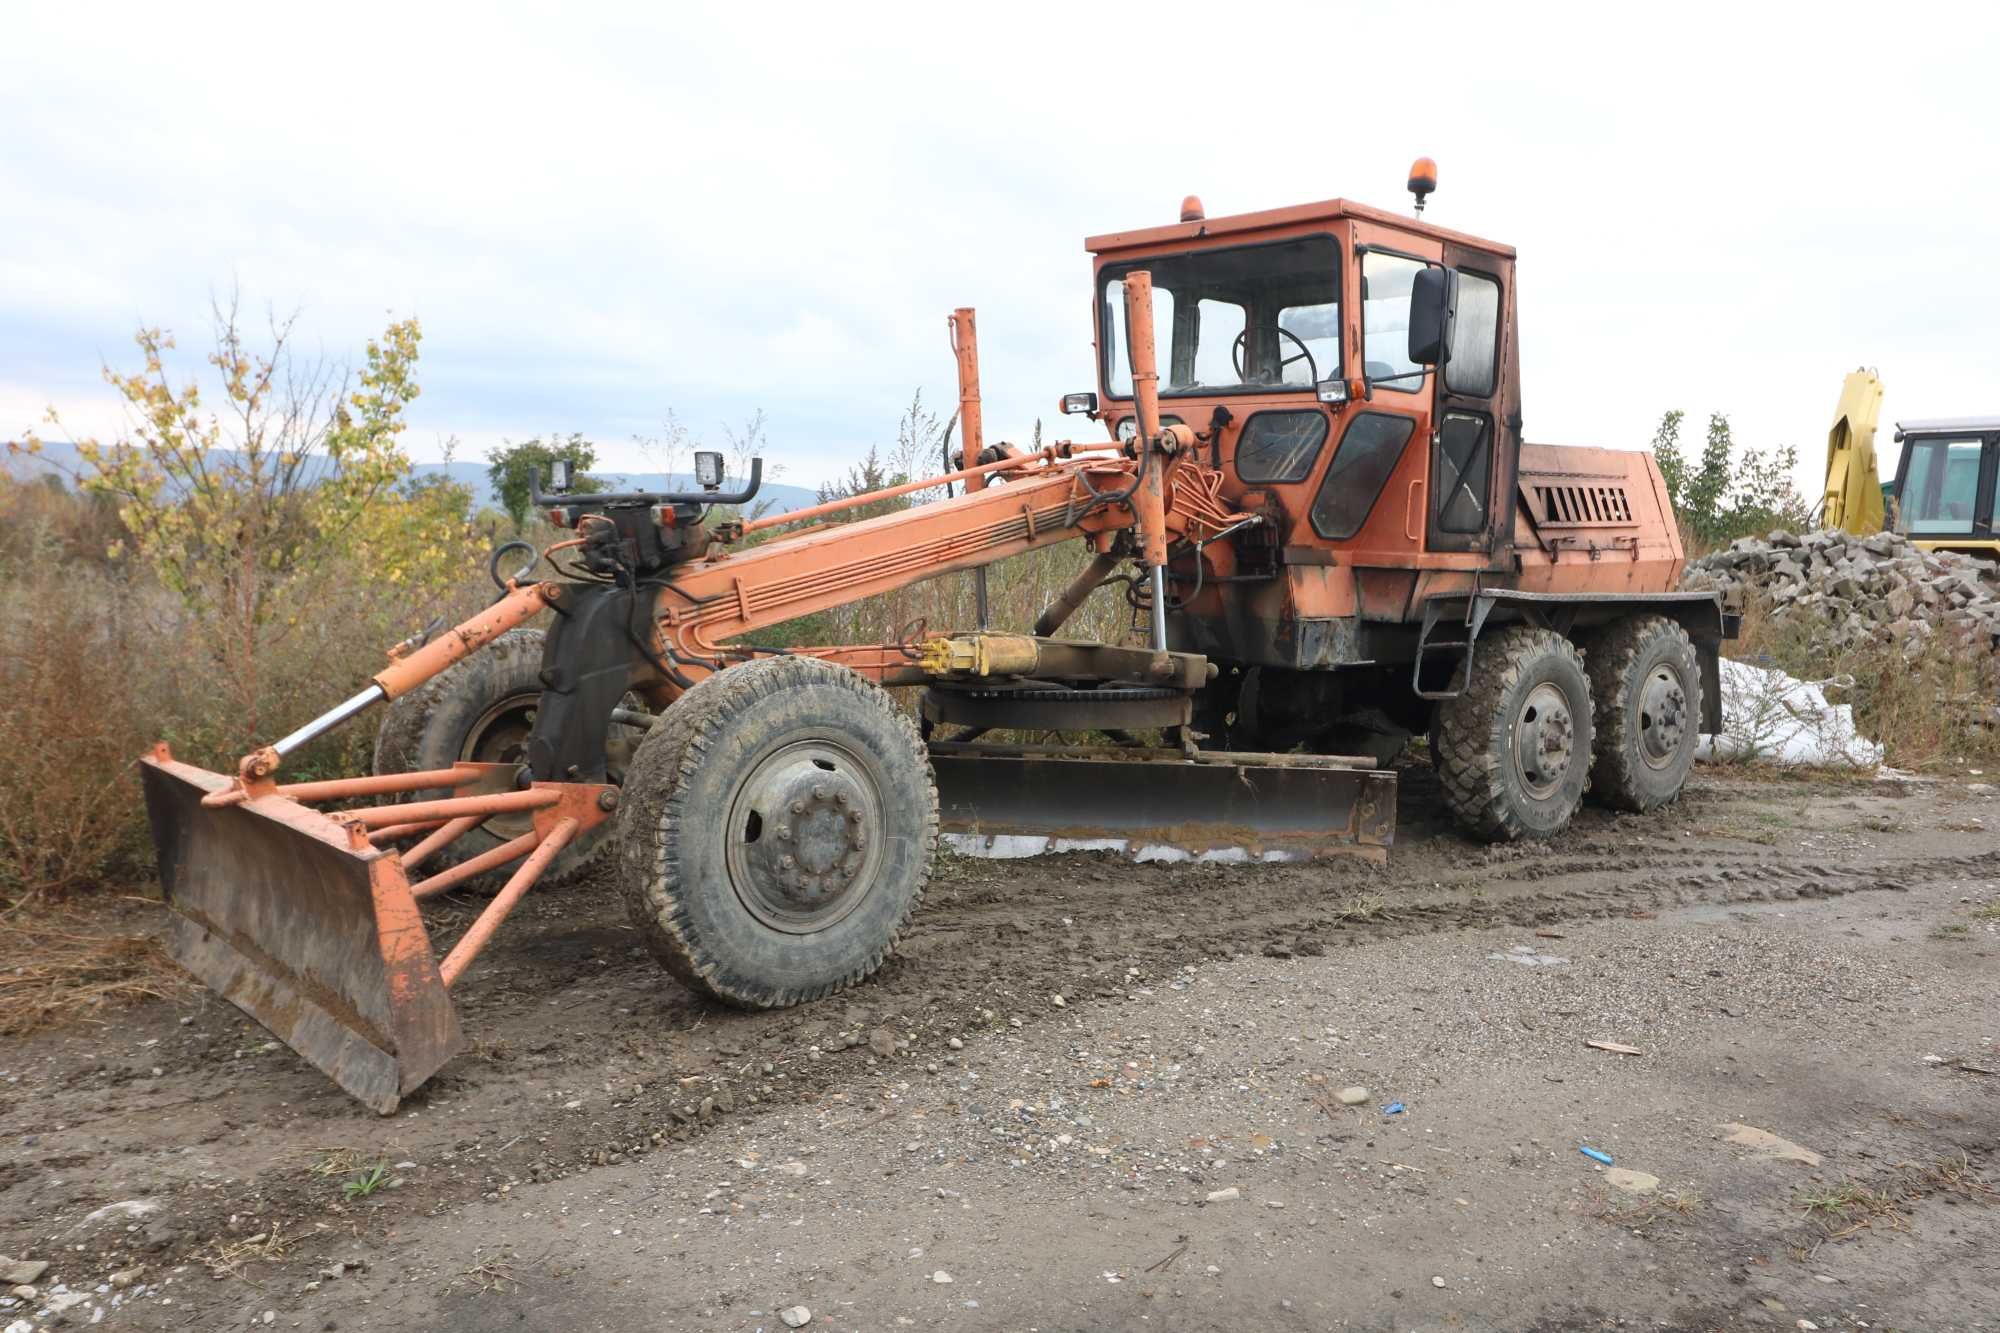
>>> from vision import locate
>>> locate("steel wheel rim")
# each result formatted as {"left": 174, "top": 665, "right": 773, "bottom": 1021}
{"left": 1637, "top": 662, "right": 1690, "bottom": 770}
{"left": 725, "top": 738, "right": 885, "bottom": 935}
{"left": 1512, "top": 680, "right": 1577, "bottom": 799}
{"left": 461, "top": 691, "right": 540, "bottom": 838}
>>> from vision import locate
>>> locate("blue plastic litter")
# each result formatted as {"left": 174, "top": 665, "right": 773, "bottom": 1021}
{"left": 1383, "top": 1102, "right": 1406, "bottom": 1115}
{"left": 1579, "top": 1145, "right": 1614, "bottom": 1165}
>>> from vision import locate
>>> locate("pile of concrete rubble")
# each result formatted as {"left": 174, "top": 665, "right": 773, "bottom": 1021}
{"left": 1683, "top": 528, "right": 2000, "bottom": 653}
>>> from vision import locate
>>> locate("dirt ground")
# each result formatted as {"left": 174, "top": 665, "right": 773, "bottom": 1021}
{"left": 2, "top": 764, "right": 1996, "bottom": 1332}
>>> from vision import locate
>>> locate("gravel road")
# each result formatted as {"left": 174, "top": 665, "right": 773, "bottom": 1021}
{"left": 1, "top": 766, "right": 1995, "bottom": 1331}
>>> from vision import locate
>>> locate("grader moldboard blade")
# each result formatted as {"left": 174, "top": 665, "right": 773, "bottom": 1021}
{"left": 928, "top": 743, "right": 1395, "bottom": 862}
{"left": 141, "top": 752, "right": 465, "bottom": 1113}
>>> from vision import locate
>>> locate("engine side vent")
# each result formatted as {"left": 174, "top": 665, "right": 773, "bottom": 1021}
{"left": 1523, "top": 481, "right": 1634, "bottom": 528}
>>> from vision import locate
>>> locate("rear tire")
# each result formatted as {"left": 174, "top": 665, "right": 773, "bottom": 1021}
{"left": 1435, "top": 626, "right": 1593, "bottom": 842}
{"left": 371, "top": 628, "right": 631, "bottom": 884}
{"left": 616, "top": 657, "right": 936, "bottom": 1009}
{"left": 1580, "top": 615, "right": 1700, "bottom": 812}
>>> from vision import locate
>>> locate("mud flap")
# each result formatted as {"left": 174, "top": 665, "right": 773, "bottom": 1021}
{"left": 141, "top": 755, "right": 462, "bottom": 1114}
{"left": 930, "top": 748, "right": 1395, "bottom": 862}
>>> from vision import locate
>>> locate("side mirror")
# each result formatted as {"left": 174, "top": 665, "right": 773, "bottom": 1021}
{"left": 1408, "top": 266, "right": 1456, "bottom": 367}
{"left": 548, "top": 458, "right": 573, "bottom": 493}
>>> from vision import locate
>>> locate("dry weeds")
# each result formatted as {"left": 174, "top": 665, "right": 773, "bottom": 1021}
{"left": 197, "top": 1224, "right": 297, "bottom": 1281}
{"left": 0, "top": 904, "right": 189, "bottom": 1036}
{"left": 1798, "top": 1152, "right": 1996, "bottom": 1246}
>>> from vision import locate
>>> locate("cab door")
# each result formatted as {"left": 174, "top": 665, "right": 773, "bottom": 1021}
{"left": 1426, "top": 247, "right": 1516, "bottom": 561}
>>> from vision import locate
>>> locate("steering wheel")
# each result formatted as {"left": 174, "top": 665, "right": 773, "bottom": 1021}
{"left": 1231, "top": 325, "right": 1318, "bottom": 386}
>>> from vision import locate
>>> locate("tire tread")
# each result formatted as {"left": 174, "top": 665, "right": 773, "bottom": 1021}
{"left": 1435, "top": 626, "right": 1589, "bottom": 842}
{"left": 616, "top": 657, "right": 937, "bottom": 1009}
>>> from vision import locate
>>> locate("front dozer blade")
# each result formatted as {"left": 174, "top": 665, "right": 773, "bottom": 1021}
{"left": 929, "top": 745, "right": 1395, "bottom": 862}
{"left": 141, "top": 753, "right": 462, "bottom": 1113}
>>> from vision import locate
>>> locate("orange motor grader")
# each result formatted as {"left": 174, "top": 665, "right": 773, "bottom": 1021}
{"left": 141, "top": 165, "right": 1730, "bottom": 1111}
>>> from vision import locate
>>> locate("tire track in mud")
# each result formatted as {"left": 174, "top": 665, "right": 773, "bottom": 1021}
{"left": 8, "top": 806, "right": 1993, "bottom": 1297}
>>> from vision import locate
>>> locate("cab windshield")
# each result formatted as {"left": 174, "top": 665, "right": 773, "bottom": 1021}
{"left": 1100, "top": 234, "right": 1339, "bottom": 399}
{"left": 1898, "top": 435, "right": 1985, "bottom": 535}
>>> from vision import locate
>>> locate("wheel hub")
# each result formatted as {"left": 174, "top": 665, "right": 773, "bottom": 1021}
{"left": 461, "top": 692, "right": 540, "bottom": 837}
{"left": 1512, "top": 681, "right": 1577, "bottom": 799}
{"left": 729, "top": 742, "right": 881, "bottom": 932}
{"left": 1637, "top": 664, "right": 1689, "bottom": 769}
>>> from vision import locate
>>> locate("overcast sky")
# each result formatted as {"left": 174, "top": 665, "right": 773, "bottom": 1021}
{"left": 4, "top": 2, "right": 1995, "bottom": 492}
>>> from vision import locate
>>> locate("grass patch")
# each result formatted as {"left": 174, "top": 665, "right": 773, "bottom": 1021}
{"left": 197, "top": 1224, "right": 296, "bottom": 1280}
{"left": 306, "top": 1147, "right": 375, "bottom": 1179}
{"left": 1931, "top": 922, "right": 1973, "bottom": 941}
{"left": 1970, "top": 901, "right": 2000, "bottom": 921}
{"left": 1330, "top": 893, "right": 1389, "bottom": 924}
{"left": 1598, "top": 1184, "right": 1701, "bottom": 1230}
{"left": 1798, "top": 1153, "right": 1995, "bottom": 1245}
{"left": 342, "top": 1162, "right": 390, "bottom": 1200}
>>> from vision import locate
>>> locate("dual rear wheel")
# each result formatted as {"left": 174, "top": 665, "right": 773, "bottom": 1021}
{"left": 1435, "top": 616, "right": 1699, "bottom": 842}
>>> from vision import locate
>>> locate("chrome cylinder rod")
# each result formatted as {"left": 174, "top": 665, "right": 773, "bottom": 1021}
{"left": 1149, "top": 565, "right": 1169, "bottom": 652}
{"left": 271, "top": 684, "right": 386, "bottom": 757}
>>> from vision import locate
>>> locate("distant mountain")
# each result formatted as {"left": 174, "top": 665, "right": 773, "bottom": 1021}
{"left": 3, "top": 442, "right": 820, "bottom": 516}
{"left": 407, "top": 459, "right": 819, "bottom": 515}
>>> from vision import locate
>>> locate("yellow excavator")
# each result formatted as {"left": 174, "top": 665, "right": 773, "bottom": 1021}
{"left": 1820, "top": 369, "right": 2000, "bottom": 560}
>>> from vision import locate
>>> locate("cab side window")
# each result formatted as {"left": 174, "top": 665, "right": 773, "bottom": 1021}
{"left": 1445, "top": 272, "right": 1501, "bottom": 397}
{"left": 1362, "top": 252, "right": 1425, "bottom": 393}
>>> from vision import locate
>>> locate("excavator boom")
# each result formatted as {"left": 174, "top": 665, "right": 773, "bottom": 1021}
{"left": 1822, "top": 368, "right": 1886, "bottom": 535}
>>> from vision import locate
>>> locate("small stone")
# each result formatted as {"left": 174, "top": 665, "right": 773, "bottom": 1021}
{"left": 263, "top": 1312, "right": 277, "bottom": 1325}
{"left": 1265, "top": 1200, "right": 1285, "bottom": 1209}
{"left": 1051, "top": 994, "right": 1066, "bottom": 1008}
{"left": 931, "top": 1270, "right": 954, "bottom": 1284}
{"left": 868, "top": 1028, "right": 897, "bottom": 1059}
{"left": 0, "top": 1261, "right": 47, "bottom": 1287}
{"left": 1337, "top": 1086, "right": 1369, "bottom": 1106}
{"left": 1605, "top": 1168, "right": 1661, "bottom": 1195}
{"left": 779, "top": 1305, "right": 812, "bottom": 1328}
{"left": 1204, "top": 1187, "right": 1240, "bottom": 1203}
{"left": 948, "top": 1037, "right": 964, "bottom": 1050}
{"left": 109, "top": 1267, "right": 144, "bottom": 1288}
{"left": 9, "top": 1285, "right": 36, "bottom": 1301}
{"left": 1432, "top": 1275, "right": 1446, "bottom": 1288}
{"left": 1813, "top": 1274, "right": 1836, "bottom": 1284}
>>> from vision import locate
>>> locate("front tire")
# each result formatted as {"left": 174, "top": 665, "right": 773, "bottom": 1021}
{"left": 371, "top": 628, "right": 632, "bottom": 884}
{"left": 1436, "top": 626, "right": 1593, "bottom": 842}
{"left": 617, "top": 657, "right": 936, "bottom": 1009}
{"left": 1581, "top": 615, "right": 1700, "bottom": 812}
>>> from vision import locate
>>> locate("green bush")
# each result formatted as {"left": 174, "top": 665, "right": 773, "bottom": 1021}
{"left": 1651, "top": 409, "right": 1812, "bottom": 550}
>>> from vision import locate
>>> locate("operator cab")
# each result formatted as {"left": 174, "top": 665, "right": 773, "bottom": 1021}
{"left": 1889, "top": 417, "right": 2000, "bottom": 553}
{"left": 1072, "top": 165, "right": 1519, "bottom": 566}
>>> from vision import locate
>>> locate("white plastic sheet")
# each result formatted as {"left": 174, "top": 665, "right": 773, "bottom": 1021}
{"left": 1695, "top": 657, "right": 1884, "bottom": 769}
